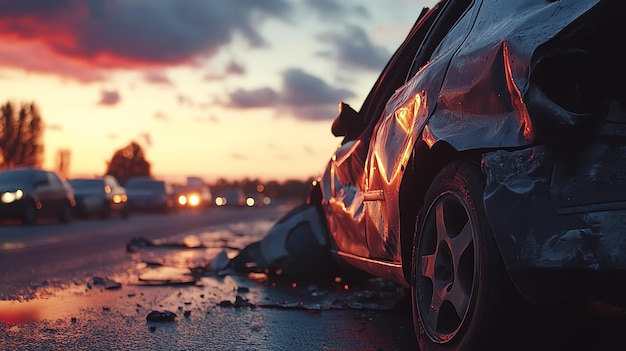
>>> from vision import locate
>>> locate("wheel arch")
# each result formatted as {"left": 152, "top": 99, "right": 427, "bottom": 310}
{"left": 398, "top": 140, "right": 484, "bottom": 283}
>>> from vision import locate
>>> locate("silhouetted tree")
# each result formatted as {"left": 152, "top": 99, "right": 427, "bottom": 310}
{"left": 0, "top": 101, "right": 44, "bottom": 169}
{"left": 105, "top": 141, "right": 151, "bottom": 185}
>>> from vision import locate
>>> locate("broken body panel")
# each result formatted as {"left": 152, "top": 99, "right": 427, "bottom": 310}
{"left": 319, "top": 0, "right": 626, "bottom": 306}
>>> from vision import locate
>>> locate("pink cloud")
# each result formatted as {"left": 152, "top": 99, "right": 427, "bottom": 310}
{"left": 0, "top": 0, "right": 292, "bottom": 80}
{"left": 98, "top": 89, "right": 121, "bottom": 106}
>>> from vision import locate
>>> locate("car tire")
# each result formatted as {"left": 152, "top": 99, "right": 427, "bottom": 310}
{"left": 21, "top": 202, "right": 37, "bottom": 225}
{"left": 58, "top": 201, "right": 73, "bottom": 223}
{"left": 411, "top": 160, "right": 511, "bottom": 351}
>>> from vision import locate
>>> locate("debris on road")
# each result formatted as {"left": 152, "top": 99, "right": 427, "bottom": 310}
{"left": 256, "top": 278, "right": 404, "bottom": 311}
{"left": 229, "top": 204, "right": 335, "bottom": 277}
{"left": 126, "top": 204, "right": 336, "bottom": 283}
{"left": 126, "top": 235, "right": 240, "bottom": 253}
{"left": 88, "top": 276, "right": 121, "bottom": 290}
{"left": 217, "top": 295, "right": 256, "bottom": 308}
{"left": 146, "top": 310, "right": 177, "bottom": 322}
{"left": 209, "top": 250, "right": 231, "bottom": 273}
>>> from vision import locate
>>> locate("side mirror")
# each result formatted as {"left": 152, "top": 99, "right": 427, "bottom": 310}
{"left": 331, "top": 102, "right": 365, "bottom": 139}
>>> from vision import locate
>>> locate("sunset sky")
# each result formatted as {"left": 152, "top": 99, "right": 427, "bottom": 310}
{"left": 0, "top": 0, "right": 437, "bottom": 183}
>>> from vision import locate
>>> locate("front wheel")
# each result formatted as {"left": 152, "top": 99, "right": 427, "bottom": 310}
{"left": 412, "top": 160, "right": 511, "bottom": 351}
{"left": 21, "top": 201, "right": 37, "bottom": 225}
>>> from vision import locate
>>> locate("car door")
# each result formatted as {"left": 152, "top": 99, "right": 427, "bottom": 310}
{"left": 323, "top": 5, "right": 441, "bottom": 258}
{"left": 364, "top": 0, "right": 480, "bottom": 261}
{"left": 31, "top": 170, "right": 54, "bottom": 216}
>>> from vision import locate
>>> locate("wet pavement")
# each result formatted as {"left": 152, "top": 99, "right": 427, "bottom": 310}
{"left": 0, "top": 205, "right": 419, "bottom": 350}
{"left": 0, "top": 271, "right": 417, "bottom": 350}
{"left": 2, "top": 204, "right": 626, "bottom": 350}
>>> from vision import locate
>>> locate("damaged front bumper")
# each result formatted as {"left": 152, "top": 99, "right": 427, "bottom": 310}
{"left": 482, "top": 136, "right": 626, "bottom": 307}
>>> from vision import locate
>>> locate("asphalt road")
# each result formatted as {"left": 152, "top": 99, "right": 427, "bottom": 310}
{"left": 0, "top": 203, "right": 421, "bottom": 351}
{"left": 0, "top": 203, "right": 294, "bottom": 298}
{"left": 1, "top": 203, "right": 626, "bottom": 351}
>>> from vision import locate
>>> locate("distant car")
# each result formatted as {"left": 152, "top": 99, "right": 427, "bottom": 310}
{"left": 175, "top": 177, "right": 213, "bottom": 209}
{"left": 214, "top": 187, "right": 246, "bottom": 207}
{"left": 68, "top": 175, "right": 129, "bottom": 219}
{"left": 244, "top": 192, "right": 270, "bottom": 207}
{"left": 125, "top": 177, "right": 175, "bottom": 213}
{"left": 302, "top": 1, "right": 626, "bottom": 350}
{"left": 0, "top": 167, "right": 75, "bottom": 225}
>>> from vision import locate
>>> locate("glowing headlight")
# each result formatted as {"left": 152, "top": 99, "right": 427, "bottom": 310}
{"left": 188, "top": 194, "right": 200, "bottom": 206}
{"left": 178, "top": 195, "right": 188, "bottom": 206}
{"left": 246, "top": 197, "right": 255, "bottom": 207}
{"left": 215, "top": 197, "right": 226, "bottom": 206}
{"left": 1, "top": 190, "right": 24, "bottom": 204}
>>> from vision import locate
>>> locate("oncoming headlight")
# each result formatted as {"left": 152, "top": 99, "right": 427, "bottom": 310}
{"left": 1, "top": 190, "right": 24, "bottom": 204}
{"left": 188, "top": 194, "right": 200, "bottom": 206}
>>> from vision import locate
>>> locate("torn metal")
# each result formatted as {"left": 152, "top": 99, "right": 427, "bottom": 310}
{"left": 316, "top": 0, "right": 626, "bottom": 308}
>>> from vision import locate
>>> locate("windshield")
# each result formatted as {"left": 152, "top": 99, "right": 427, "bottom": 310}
{"left": 126, "top": 180, "right": 163, "bottom": 190}
{"left": 68, "top": 179, "right": 104, "bottom": 190}
{"left": 0, "top": 169, "right": 35, "bottom": 184}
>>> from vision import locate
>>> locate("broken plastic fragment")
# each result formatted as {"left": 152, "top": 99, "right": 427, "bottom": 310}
{"left": 230, "top": 204, "right": 334, "bottom": 277}
{"left": 210, "top": 250, "right": 230, "bottom": 272}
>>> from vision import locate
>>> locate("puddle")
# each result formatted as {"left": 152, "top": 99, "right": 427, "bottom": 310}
{"left": 134, "top": 266, "right": 197, "bottom": 286}
{"left": 0, "top": 283, "right": 124, "bottom": 324}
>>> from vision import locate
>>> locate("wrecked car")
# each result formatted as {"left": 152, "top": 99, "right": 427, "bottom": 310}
{"left": 304, "top": 0, "right": 626, "bottom": 350}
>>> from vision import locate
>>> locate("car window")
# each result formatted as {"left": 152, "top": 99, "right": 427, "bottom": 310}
{"left": 47, "top": 172, "right": 63, "bottom": 188}
{"left": 356, "top": 5, "right": 441, "bottom": 137}
{"left": 33, "top": 170, "right": 48, "bottom": 185}
{"left": 126, "top": 179, "right": 159, "bottom": 190}
{"left": 429, "top": 1, "right": 475, "bottom": 60}
{"left": 407, "top": 0, "right": 473, "bottom": 78}
{"left": 0, "top": 169, "right": 33, "bottom": 183}
{"left": 70, "top": 179, "right": 103, "bottom": 190}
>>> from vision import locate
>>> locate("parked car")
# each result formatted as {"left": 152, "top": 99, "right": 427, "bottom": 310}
{"left": 304, "top": 1, "right": 626, "bottom": 350}
{"left": 68, "top": 175, "right": 129, "bottom": 219}
{"left": 125, "top": 177, "right": 175, "bottom": 213}
{"left": 0, "top": 167, "right": 75, "bottom": 225}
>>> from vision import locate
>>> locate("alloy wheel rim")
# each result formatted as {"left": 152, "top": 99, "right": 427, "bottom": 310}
{"left": 416, "top": 192, "right": 477, "bottom": 343}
